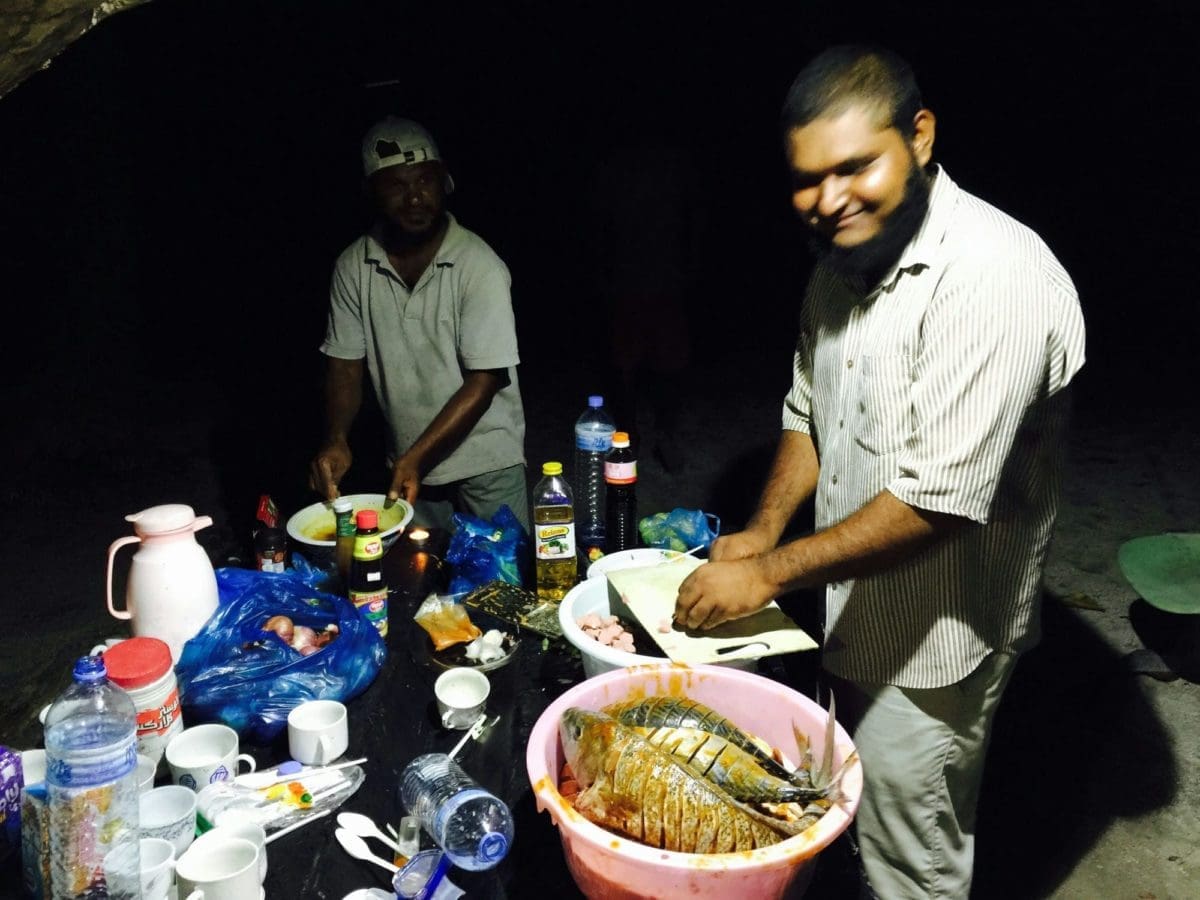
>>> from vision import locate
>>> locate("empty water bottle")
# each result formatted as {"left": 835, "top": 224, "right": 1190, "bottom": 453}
{"left": 573, "top": 395, "right": 616, "bottom": 561}
{"left": 399, "top": 753, "right": 513, "bottom": 872}
{"left": 44, "top": 655, "right": 141, "bottom": 900}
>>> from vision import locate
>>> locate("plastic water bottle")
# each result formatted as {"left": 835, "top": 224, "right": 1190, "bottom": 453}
{"left": 533, "top": 461, "right": 577, "bottom": 600}
{"left": 399, "top": 753, "right": 514, "bottom": 872}
{"left": 573, "top": 395, "right": 616, "bottom": 560}
{"left": 44, "top": 656, "right": 141, "bottom": 900}
{"left": 605, "top": 431, "right": 638, "bottom": 552}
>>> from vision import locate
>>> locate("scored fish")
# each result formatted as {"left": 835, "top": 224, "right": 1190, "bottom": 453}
{"left": 559, "top": 707, "right": 802, "bottom": 853}
{"left": 602, "top": 696, "right": 813, "bottom": 787}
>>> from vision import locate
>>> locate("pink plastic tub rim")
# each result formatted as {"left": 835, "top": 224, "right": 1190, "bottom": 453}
{"left": 525, "top": 663, "right": 862, "bottom": 899}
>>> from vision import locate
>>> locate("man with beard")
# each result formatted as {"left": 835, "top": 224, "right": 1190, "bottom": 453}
{"left": 310, "top": 117, "right": 529, "bottom": 533}
{"left": 674, "top": 46, "right": 1085, "bottom": 898}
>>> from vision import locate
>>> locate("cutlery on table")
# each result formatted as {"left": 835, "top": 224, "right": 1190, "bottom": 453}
{"left": 335, "top": 827, "right": 400, "bottom": 874}
{"left": 337, "top": 811, "right": 403, "bottom": 855}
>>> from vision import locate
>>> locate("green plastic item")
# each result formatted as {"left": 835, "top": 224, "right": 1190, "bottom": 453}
{"left": 1117, "top": 533, "right": 1200, "bottom": 615}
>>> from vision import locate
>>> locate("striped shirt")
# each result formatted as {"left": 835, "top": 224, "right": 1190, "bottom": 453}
{"left": 783, "top": 167, "right": 1086, "bottom": 688}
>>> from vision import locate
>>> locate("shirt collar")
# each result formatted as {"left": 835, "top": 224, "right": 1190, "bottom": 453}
{"left": 867, "top": 164, "right": 957, "bottom": 296}
{"left": 364, "top": 212, "right": 462, "bottom": 272}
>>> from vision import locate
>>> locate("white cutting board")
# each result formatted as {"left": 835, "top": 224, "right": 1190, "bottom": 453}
{"left": 605, "top": 559, "right": 817, "bottom": 664}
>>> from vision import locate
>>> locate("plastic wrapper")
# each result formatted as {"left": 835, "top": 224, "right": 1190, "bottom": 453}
{"left": 414, "top": 594, "right": 482, "bottom": 651}
{"left": 0, "top": 746, "right": 19, "bottom": 863}
{"left": 196, "top": 765, "right": 364, "bottom": 833}
{"left": 444, "top": 505, "right": 530, "bottom": 594}
{"left": 638, "top": 508, "right": 721, "bottom": 552}
{"left": 175, "top": 566, "right": 386, "bottom": 743}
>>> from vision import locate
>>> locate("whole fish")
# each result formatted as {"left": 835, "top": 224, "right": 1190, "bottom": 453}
{"left": 629, "top": 723, "right": 833, "bottom": 804}
{"left": 559, "top": 707, "right": 802, "bottom": 853}
{"left": 602, "top": 696, "right": 812, "bottom": 788}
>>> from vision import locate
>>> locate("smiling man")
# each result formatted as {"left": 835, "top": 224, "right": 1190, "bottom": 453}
{"left": 310, "top": 117, "right": 529, "bottom": 533}
{"left": 674, "top": 46, "right": 1085, "bottom": 897}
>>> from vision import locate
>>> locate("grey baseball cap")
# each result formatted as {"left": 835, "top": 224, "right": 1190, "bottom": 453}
{"left": 361, "top": 116, "right": 455, "bottom": 192}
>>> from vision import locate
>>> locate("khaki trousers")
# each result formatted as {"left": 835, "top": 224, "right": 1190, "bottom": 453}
{"left": 828, "top": 651, "right": 1017, "bottom": 900}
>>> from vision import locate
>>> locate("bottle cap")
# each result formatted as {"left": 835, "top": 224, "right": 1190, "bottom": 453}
{"left": 356, "top": 509, "right": 379, "bottom": 530}
{"left": 332, "top": 497, "right": 354, "bottom": 513}
{"left": 542, "top": 461, "right": 563, "bottom": 475}
{"left": 587, "top": 395, "right": 603, "bottom": 407}
{"left": 612, "top": 432, "right": 630, "bottom": 447}
{"left": 102, "top": 637, "right": 172, "bottom": 688}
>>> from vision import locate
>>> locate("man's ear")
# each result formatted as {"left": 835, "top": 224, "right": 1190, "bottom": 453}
{"left": 910, "top": 109, "right": 936, "bottom": 167}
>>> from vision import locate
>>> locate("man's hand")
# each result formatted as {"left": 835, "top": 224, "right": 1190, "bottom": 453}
{"left": 674, "top": 558, "right": 777, "bottom": 630}
{"left": 388, "top": 455, "right": 421, "bottom": 504}
{"left": 309, "top": 441, "right": 352, "bottom": 501}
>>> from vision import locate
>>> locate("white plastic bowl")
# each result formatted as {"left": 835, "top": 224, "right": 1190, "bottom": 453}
{"left": 586, "top": 548, "right": 692, "bottom": 578}
{"left": 285, "top": 494, "right": 413, "bottom": 560}
{"left": 559, "top": 575, "right": 756, "bottom": 679}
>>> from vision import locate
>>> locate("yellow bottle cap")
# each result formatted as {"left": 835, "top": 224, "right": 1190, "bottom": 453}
{"left": 542, "top": 461, "right": 563, "bottom": 475}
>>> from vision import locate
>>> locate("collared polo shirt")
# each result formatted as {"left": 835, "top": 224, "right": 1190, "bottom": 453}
{"left": 783, "top": 167, "right": 1086, "bottom": 688}
{"left": 321, "top": 214, "right": 526, "bottom": 485}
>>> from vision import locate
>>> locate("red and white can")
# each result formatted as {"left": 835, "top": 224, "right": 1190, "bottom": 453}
{"left": 101, "top": 636, "right": 184, "bottom": 766}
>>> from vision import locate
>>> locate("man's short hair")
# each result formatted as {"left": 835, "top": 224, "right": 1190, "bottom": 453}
{"left": 780, "top": 44, "right": 925, "bottom": 139}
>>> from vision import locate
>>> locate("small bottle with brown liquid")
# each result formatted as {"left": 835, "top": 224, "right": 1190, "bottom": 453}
{"left": 332, "top": 497, "right": 356, "bottom": 587}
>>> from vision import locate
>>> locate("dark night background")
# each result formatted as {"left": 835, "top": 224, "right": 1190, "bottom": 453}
{"left": 0, "top": 2, "right": 1198, "bottom": 896}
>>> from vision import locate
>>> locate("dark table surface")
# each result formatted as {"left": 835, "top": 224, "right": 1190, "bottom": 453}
{"left": 244, "top": 533, "right": 589, "bottom": 899}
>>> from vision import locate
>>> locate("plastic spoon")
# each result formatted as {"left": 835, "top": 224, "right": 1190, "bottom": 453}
{"left": 336, "top": 827, "right": 400, "bottom": 874}
{"left": 337, "top": 812, "right": 403, "bottom": 855}
{"left": 655, "top": 545, "right": 704, "bottom": 566}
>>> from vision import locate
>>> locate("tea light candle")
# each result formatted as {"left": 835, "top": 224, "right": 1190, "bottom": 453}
{"left": 408, "top": 527, "right": 430, "bottom": 548}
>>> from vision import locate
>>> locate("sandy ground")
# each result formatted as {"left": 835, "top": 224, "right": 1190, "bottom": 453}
{"left": 0, "top": 355, "right": 1197, "bottom": 899}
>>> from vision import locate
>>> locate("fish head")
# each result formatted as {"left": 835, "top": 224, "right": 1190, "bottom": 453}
{"left": 559, "top": 707, "right": 619, "bottom": 788}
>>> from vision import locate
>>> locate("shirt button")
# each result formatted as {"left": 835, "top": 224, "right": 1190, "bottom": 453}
{"left": 831, "top": 475, "right": 838, "bottom": 485}
{"left": 846, "top": 359, "right": 854, "bottom": 368}
{"left": 839, "top": 419, "right": 844, "bottom": 428}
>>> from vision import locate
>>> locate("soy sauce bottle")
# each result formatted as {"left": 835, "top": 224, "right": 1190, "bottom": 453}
{"left": 349, "top": 509, "right": 388, "bottom": 637}
{"left": 604, "top": 431, "right": 638, "bottom": 552}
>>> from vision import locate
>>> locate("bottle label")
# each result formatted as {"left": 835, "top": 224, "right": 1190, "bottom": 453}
{"left": 354, "top": 536, "right": 383, "bottom": 559}
{"left": 350, "top": 587, "right": 389, "bottom": 637}
{"left": 575, "top": 427, "right": 615, "bottom": 453}
{"left": 535, "top": 521, "right": 576, "bottom": 559}
{"left": 336, "top": 513, "right": 357, "bottom": 538}
{"left": 605, "top": 460, "right": 637, "bottom": 484}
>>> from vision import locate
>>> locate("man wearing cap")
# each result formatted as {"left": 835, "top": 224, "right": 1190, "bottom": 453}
{"left": 309, "top": 117, "right": 530, "bottom": 533}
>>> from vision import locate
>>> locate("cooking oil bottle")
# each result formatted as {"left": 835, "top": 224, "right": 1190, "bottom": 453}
{"left": 533, "top": 461, "right": 577, "bottom": 600}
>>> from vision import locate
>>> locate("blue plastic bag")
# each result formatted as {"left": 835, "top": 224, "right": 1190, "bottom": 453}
{"left": 445, "top": 504, "right": 531, "bottom": 594}
{"left": 175, "top": 562, "right": 387, "bottom": 743}
{"left": 638, "top": 508, "right": 721, "bottom": 552}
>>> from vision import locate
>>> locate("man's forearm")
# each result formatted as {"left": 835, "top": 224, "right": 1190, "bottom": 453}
{"left": 759, "top": 489, "right": 964, "bottom": 594}
{"left": 323, "top": 358, "right": 363, "bottom": 444}
{"left": 746, "top": 429, "right": 821, "bottom": 543}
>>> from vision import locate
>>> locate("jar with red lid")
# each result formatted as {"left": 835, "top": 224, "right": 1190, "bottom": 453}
{"left": 100, "top": 636, "right": 184, "bottom": 766}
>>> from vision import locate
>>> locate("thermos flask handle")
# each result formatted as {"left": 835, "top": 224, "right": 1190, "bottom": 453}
{"left": 105, "top": 535, "right": 142, "bottom": 620}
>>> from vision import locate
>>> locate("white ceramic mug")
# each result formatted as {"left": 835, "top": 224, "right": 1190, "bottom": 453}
{"left": 287, "top": 700, "right": 349, "bottom": 765}
{"left": 137, "top": 752, "right": 158, "bottom": 794}
{"left": 139, "top": 837, "right": 177, "bottom": 900}
{"left": 166, "top": 724, "right": 256, "bottom": 790}
{"left": 176, "top": 835, "right": 261, "bottom": 900}
{"left": 434, "top": 668, "right": 490, "bottom": 730}
{"left": 189, "top": 819, "right": 268, "bottom": 883}
{"left": 139, "top": 784, "right": 198, "bottom": 855}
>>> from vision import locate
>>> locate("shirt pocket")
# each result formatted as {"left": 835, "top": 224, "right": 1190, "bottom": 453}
{"left": 852, "top": 353, "right": 911, "bottom": 455}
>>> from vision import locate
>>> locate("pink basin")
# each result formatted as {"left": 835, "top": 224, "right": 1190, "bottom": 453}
{"left": 526, "top": 663, "right": 862, "bottom": 900}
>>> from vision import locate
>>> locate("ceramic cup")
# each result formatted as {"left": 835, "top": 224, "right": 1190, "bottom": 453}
{"left": 165, "top": 723, "right": 256, "bottom": 791}
{"left": 176, "top": 835, "right": 261, "bottom": 900}
{"left": 139, "top": 836, "right": 177, "bottom": 900}
{"left": 434, "top": 667, "right": 490, "bottom": 730}
{"left": 287, "top": 699, "right": 349, "bottom": 765}
{"left": 139, "top": 784, "right": 198, "bottom": 855}
{"left": 137, "top": 752, "right": 158, "bottom": 794}
{"left": 189, "top": 819, "right": 268, "bottom": 884}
